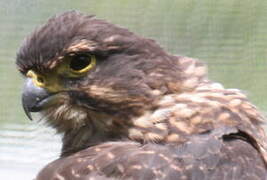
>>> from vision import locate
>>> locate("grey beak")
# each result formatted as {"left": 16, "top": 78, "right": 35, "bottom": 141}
{"left": 22, "top": 78, "right": 50, "bottom": 120}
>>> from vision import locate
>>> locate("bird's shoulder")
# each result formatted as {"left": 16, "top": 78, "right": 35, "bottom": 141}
{"left": 129, "top": 82, "right": 266, "bottom": 149}
{"left": 36, "top": 126, "right": 267, "bottom": 180}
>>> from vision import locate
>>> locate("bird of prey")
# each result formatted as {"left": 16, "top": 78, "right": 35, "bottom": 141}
{"left": 17, "top": 11, "right": 267, "bottom": 179}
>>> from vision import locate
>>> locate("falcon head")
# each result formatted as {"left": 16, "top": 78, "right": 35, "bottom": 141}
{"left": 16, "top": 11, "right": 207, "bottom": 155}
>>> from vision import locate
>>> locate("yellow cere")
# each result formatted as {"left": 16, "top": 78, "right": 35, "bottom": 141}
{"left": 26, "top": 70, "right": 46, "bottom": 88}
{"left": 26, "top": 70, "right": 63, "bottom": 92}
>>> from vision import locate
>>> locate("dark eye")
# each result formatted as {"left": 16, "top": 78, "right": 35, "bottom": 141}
{"left": 69, "top": 54, "right": 91, "bottom": 71}
{"left": 69, "top": 54, "right": 96, "bottom": 73}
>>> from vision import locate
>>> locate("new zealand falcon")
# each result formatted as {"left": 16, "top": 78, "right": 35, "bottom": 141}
{"left": 16, "top": 11, "right": 267, "bottom": 179}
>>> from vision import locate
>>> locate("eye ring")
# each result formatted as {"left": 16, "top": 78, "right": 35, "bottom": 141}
{"left": 69, "top": 54, "right": 96, "bottom": 73}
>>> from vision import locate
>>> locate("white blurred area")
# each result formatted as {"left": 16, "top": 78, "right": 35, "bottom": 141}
{"left": 0, "top": 123, "right": 61, "bottom": 179}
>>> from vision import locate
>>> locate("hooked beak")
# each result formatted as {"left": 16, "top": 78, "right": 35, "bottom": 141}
{"left": 22, "top": 78, "right": 52, "bottom": 120}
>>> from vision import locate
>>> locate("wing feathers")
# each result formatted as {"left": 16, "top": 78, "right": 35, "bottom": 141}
{"left": 37, "top": 127, "right": 266, "bottom": 180}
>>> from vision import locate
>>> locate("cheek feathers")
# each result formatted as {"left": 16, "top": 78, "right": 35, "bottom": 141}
{"left": 41, "top": 95, "right": 89, "bottom": 133}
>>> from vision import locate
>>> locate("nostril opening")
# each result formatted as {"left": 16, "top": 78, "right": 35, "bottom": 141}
{"left": 37, "top": 76, "right": 45, "bottom": 84}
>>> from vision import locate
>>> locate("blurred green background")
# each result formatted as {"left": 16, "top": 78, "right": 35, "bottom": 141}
{"left": 0, "top": 0, "right": 266, "bottom": 179}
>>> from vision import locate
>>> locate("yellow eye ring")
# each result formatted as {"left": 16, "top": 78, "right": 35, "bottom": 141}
{"left": 69, "top": 54, "right": 96, "bottom": 74}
